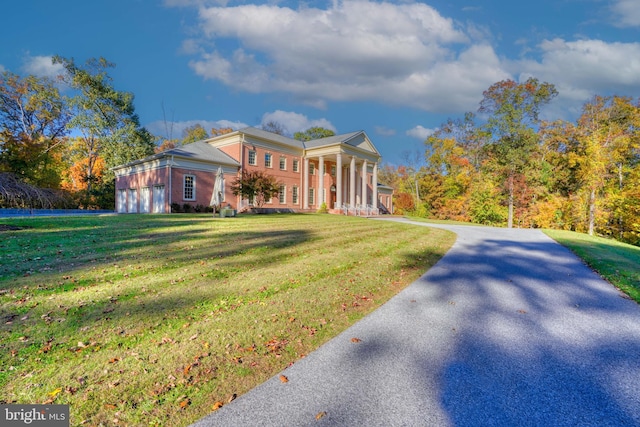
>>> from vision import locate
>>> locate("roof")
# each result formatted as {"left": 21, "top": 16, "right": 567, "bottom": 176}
{"left": 112, "top": 140, "right": 239, "bottom": 170}
{"left": 238, "top": 127, "right": 305, "bottom": 149}
{"left": 161, "top": 141, "right": 239, "bottom": 165}
{"left": 303, "top": 131, "right": 362, "bottom": 149}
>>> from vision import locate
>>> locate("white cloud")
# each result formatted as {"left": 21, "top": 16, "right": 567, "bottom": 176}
{"left": 22, "top": 55, "right": 65, "bottom": 79}
{"left": 511, "top": 38, "right": 640, "bottom": 118}
{"left": 146, "top": 119, "right": 248, "bottom": 140}
{"left": 260, "top": 110, "right": 335, "bottom": 135}
{"left": 375, "top": 126, "right": 396, "bottom": 136}
{"left": 178, "top": 39, "right": 203, "bottom": 55}
{"left": 611, "top": 0, "right": 640, "bottom": 27}
{"left": 406, "top": 125, "right": 435, "bottom": 140}
{"left": 187, "top": 1, "right": 507, "bottom": 113}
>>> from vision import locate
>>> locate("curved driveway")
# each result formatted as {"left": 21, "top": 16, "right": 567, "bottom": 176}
{"left": 191, "top": 219, "right": 640, "bottom": 426}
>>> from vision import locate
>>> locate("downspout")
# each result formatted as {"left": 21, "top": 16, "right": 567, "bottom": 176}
{"left": 169, "top": 155, "right": 174, "bottom": 213}
{"left": 239, "top": 134, "right": 244, "bottom": 209}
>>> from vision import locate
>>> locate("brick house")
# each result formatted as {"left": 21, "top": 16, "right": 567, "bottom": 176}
{"left": 112, "top": 127, "right": 393, "bottom": 214}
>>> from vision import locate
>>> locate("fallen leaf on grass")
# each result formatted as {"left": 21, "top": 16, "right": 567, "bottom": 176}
{"left": 212, "top": 401, "right": 224, "bottom": 411}
{"left": 228, "top": 393, "right": 237, "bottom": 403}
{"left": 179, "top": 399, "right": 190, "bottom": 409}
{"left": 48, "top": 388, "right": 62, "bottom": 398}
{"left": 279, "top": 375, "right": 288, "bottom": 383}
{"left": 350, "top": 337, "right": 362, "bottom": 343}
{"left": 104, "top": 404, "right": 117, "bottom": 410}
{"left": 108, "top": 357, "right": 120, "bottom": 363}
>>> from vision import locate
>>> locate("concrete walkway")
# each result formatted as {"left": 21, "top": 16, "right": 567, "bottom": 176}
{"left": 191, "top": 219, "right": 640, "bottom": 427}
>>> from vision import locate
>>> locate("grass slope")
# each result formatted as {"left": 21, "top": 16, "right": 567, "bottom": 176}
{"left": 543, "top": 229, "right": 640, "bottom": 303}
{"left": 0, "top": 214, "right": 454, "bottom": 426}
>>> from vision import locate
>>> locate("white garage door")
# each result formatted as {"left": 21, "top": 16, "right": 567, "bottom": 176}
{"left": 153, "top": 185, "right": 166, "bottom": 213}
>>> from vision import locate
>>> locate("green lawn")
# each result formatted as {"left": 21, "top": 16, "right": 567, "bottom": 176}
{"left": 543, "top": 229, "right": 640, "bottom": 303}
{"left": 0, "top": 214, "right": 455, "bottom": 426}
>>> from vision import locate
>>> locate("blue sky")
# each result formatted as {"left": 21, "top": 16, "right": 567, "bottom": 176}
{"left": 1, "top": 0, "right": 639, "bottom": 165}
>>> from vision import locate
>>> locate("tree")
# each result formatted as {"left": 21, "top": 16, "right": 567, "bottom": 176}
{"left": 479, "top": 78, "right": 558, "bottom": 228}
{"left": 262, "top": 121, "right": 287, "bottom": 135}
{"left": 182, "top": 123, "right": 208, "bottom": 144}
{"left": 568, "top": 96, "right": 638, "bottom": 236}
{"left": 0, "top": 172, "right": 70, "bottom": 208}
{"left": 293, "top": 127, "right": 335, "bottom": 141}
{"left": 53, "top": 56, "right": 154, "bottom": 206}
{"left": 230, "top": 170, "right": 281, "bottom": 207}
{"left": 0, "top": 71, "right": 70, "bottom": 187}
{"left": 211, "top": 127, "right": 234, "bottom": 136}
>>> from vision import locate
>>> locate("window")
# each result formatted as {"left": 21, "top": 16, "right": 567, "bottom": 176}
{"left": 309, "top": 188, "right": 315, "bottom": 205}
{"left": 248, "top": 150, "right": 257, "bottom": 166}
{"left": 184, "top": 175, "right": 195, "bottom": 200}
{"left": 292, "top": 186, "right": 299, "bottom": 204}
{"left": 309, "top": 162, "right": 315, "bottom": 175}
{"left": 279, "top": 185, "right": 286, "bottom": 204}
{"left": 331, "top": 165, "right": 336, "bottom": 176}
{"left": 279, "top": 157, "right": 286, "bottom": 170}
{"left": 265, "top": 153, "right": 272, "bottom": 168}
{"left": 293, "top": 159, "right": 299, "bottom": 173}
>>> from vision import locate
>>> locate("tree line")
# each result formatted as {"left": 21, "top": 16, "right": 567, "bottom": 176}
{"left": 0, "top": 56, "right": 157, "bottom": 209}
{"left": 381, "top": 78, "right": 640, "bottom": 245}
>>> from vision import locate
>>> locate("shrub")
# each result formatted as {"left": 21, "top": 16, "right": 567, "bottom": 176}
{"left": 317, "top": 202, "right": 328, "bottom": 213}
{"left": 171, "top": 202, "right": 182, "bottom": 213}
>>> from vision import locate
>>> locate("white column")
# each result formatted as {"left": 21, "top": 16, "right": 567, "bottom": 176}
{"left": 318, "top": 156, "right": 325, "bottom": 204}
{"left": 349, "top": 156, "right": 356, "bottom": 207}
{"left": 372, "top": 162, "right": 378, "bottom": 210}
{"left": 303, "top": 158, "right": 309, "bottom": 209}
{"left": 336, "top": 154, "right": 343, "bottom": 207}
{"left": 361, "top": 159, "right": 368, "bottom": 206}
{"left": 342, "top": 167, "right": 348, "bottom": 206}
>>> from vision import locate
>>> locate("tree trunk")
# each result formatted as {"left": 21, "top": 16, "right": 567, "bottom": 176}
{"left": 618, "top": 163, "right": 624, "bottom": 240}
{"left": 507, "top": 174, "right": 514, "bottom": 228}
{"left": 588, "top": 188, "right": 596, "bottom": 236}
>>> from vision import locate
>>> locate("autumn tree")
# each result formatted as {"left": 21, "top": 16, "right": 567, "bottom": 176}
{"left": 293, "top": 127, "right": 335, "bottom": 141}
{"left": 0, "top": 71, "right": 70, "bottom": 188}
{"left": 211, "top": 127, "right": 234, "bottom": 136}
{"left": 563, "top": 96, "right": 639, "bottom": 236}
{"left": 479, "top": 78, "right": 558, "bottom": 228}
{"left": 53, "top": 56, "right": 154, "bottom": 207}
{"left": 230, "top": 170, "right": 281, "bottom": 207}
{"left": 182, "top": 123, "right": 208, "bottom": 144}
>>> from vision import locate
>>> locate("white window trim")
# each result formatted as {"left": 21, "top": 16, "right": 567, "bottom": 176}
{"left": 184, "top": 174, "right": 196, "bottom": 201}
{"left": 293, "top": 159, "right": 299, "bottom": 173}
{"left": 292, "top": 186, "right": 299, "bottom": 205}
{"left": 309, "top": 187, "right": 315, "bottom": 205}
{"left": 265, "top": 153, "right": 273, "bottom": 168}
{"left": 248, "top": 150, "right": 257, "bottom": 166}
{"left": 279, "top": 185, "right": 286, "bottom": 204}
{"left": 279, "top": 157, "right": 286, "bottom": 170}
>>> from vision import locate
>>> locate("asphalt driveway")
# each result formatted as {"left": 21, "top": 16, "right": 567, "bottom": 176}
{"left": 191, "top": 219, "right": 640, "bottom": 427}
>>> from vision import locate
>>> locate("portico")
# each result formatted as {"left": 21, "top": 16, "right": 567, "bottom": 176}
{"left": 303, "top": 132, "right": 381, "bottom": 212}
